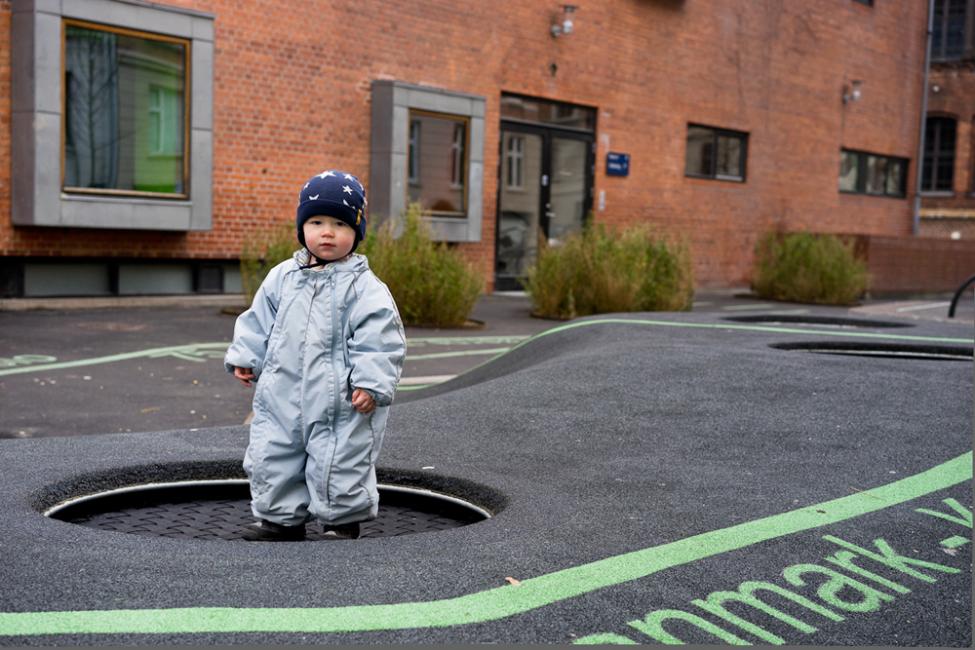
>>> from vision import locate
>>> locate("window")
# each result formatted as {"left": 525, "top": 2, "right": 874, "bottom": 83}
{"left": 932, "top": 0, "right": 968, "bottom": 61}
{"left": 63, "top": 21, "right": 188, "bottom": 197}
{"left": 685, "top": 125, "right": 748, "bottom": 182}
{"left": 406, "top": 110, "right": 469, "bottom": 217}
{"left": 839, "top": 149, "right": 908, "bottom": 197}
{"left": 505, "top": 135, "right": 525, "bottom": 190}
{"left": 11, "top": 1, "right": 213, "bottom": 230}
{"left": 370, "top": 81, "right": 485, "bottom": 242}
{"left": 922, "top": 117, "right": 957, "bottom": 192}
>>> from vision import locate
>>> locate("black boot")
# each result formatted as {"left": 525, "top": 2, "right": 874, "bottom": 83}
{"left": 322, "top": 521, "right": 361, "bottom": 540}
{"left": 241, "top": 519, "right": 306, "bottom": 542}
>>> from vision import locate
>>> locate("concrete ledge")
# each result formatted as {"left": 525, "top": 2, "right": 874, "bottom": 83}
{"left": 0, "top": 294, "right": 247, "bottom": 311}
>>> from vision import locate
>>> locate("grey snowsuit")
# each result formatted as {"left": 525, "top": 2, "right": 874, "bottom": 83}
{"left": 224, "top": 252, "right": 406, "bottom": 527}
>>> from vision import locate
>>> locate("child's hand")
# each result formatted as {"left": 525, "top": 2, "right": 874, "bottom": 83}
{"left": 233, "top": 366, "right": 256, "bottom": 387}
{"left": 351, "top": 388, "right": 375, "bottom": 414}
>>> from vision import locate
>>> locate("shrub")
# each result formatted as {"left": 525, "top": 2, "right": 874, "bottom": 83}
{"left": 751, "top": 231, "right": 869, "bottom": 305}
{"left": 239, "top": 221, "right": 296, "bottom": 305}
{"left": 360, "top": 203, "right": 482, "bottom": 327}
{"left": 524, "top": 224, "right": 694, "bottom": 319}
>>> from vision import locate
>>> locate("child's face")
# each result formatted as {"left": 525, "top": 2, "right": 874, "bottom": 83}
{"left": 303, "top": 216, "right": 356, "bottom": 261}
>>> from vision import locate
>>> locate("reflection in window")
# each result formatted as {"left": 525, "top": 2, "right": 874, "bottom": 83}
{"left": 63, "top": 22, "right": 187, "bottom": 196}
{"left": 408, "top": 119, "right": 421, "bottom": 185}
{"left": 450, "top": 123, "right": 465, "bottom": 188}
{"left": 407, "top": 111, "right": 468, "bottom": 216}
{"left": 922, "top": 117, "right": 956, "bottom": 192}
{"left": 506, "top": 135, "right": 524, "bottom": 190}
{"left": 838, "top": 149, "right": 908, "bottom": 197}
{"left": 685, "top": 124, "right": 747, "bottom": 181}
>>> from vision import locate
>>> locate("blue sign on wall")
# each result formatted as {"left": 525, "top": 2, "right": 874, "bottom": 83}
{"left": 606, "top": 152, "right": 630, "bottom": 177}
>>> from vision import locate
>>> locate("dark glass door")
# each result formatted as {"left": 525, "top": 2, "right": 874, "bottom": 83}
{"left": 496, "top": 124, "right": 592, "bottom": 290}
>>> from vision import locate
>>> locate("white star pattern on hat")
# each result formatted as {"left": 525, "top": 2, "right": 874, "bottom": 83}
{"left": 303, "top": 182, "right": 309, "bottom": 190}
{"left": 343, "top": 173, "right": 354, "bottom": 181}
{"left": 318, "top": 170, "right": 336, "bottom": 179}
{"left": 343, "top": 199, "right": 350, "bottom": 207}
{"left": 342, "top": 185, "right": 353, "bottom": 195}
{"left": 308, "top": 194, "right": 319, "bottom": 200}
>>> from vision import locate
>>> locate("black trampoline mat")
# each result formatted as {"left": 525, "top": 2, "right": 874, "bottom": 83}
{"left": 48, "top": 481, "right": 489, "bottom": 541}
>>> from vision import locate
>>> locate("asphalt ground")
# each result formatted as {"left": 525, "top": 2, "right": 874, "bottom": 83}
{"left": 0, "top": 291, "right": 972, "bottom": 645}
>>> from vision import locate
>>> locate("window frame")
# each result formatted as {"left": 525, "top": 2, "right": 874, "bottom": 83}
{"left": 10, "top": 0, "right": 214, "bottom": 232}
{"left": 406, "top": 108, "right": 470, "bottom": 218}
{"left": 61, "top": 18, "right": 191, "bottom": 200}
{"left": 931, "top": 0, "right": 970, "bottom": 62}
{"left": 369, "top": 80, "right": 485, "bottom": 243}
{"left": 921, "top": 115, "right": 957, "bottom": 194}
{"left": 684, "top": 123, "right": 749, "bottom": 183}
{"left": 505, "top": 134, "right": 525, "bottom": 191}
{"left": 838, "top": 148, "right": 910, "bottom": 198}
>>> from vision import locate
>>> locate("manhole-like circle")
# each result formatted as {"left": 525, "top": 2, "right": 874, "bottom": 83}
{"left": 771, "top": 341, "right": 973, "bottom": 361}
{"left": 725, "top": 315, "right": 911, "bottom": 329}
{"left": 45, "top": 480, "right": 491, "bottom": 541}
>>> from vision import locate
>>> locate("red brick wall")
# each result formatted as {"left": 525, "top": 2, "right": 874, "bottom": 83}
{"left": 851, "top": 234, "right": 975, "bottom": 294}
{"left": 920, "top": 62, "right": 975, "bottom": 240}
{"left": 1, "top": 1, "right": 929, "bottom": 290}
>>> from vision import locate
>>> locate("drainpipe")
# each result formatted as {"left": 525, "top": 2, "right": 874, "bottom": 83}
{"left": 913, "top": 0, "right": 935, "bottom": 236}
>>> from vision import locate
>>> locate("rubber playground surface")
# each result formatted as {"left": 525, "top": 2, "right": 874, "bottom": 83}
{"left": 0, "top": 310, "right": 971, "bottom": 645}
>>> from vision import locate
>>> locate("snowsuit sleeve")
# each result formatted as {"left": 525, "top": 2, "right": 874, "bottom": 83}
{"left": 347, "top": 275, "right": 406, "bottom": 407}
{"left": 224, "top": 261, "right": 288, "bottom": 378}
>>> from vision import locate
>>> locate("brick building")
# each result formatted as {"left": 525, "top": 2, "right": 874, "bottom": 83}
{"left": 1, "top": 0, "right": 931, "bottom": 297}
{"left": 919, "top": 0, "right": 975, "bottom": 241}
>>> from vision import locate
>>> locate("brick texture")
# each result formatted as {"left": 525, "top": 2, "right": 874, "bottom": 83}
{"left": 1, "top": 1, "right": 929, "bottom": 290}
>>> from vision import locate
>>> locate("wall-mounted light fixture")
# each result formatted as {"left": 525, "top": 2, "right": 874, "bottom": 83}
{"left": 550, "top": 4, "right": 578, "bottom": 38}
{"left": 842, "top": 79, "right": 863, "bottom": 104}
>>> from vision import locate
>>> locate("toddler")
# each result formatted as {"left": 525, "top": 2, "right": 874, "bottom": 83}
{"left": 225, "top": 170, "right": 406, "bottom": 541}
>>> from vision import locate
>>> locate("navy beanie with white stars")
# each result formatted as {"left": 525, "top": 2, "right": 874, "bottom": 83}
{"left": 295, "top": 170, "right": 367, "bottom": 252}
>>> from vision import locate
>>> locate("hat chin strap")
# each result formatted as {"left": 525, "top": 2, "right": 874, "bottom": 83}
{"left": 299, "top": 248, "right": 329, "bottom": 270}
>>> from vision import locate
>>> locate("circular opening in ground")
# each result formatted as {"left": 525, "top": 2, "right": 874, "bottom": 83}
{"left": 725, "top": 315, "right": 912, "bottom": 329}
{"left": 43, "top": 470, "right": 500, "bottom": 541}
{"left": 771, "top": 341, "right": 973, "bottom": 361}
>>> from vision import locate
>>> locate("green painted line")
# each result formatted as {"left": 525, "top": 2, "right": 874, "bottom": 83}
{"left": 3, "top": 318, "right": 967, "bottom": 379}
{"left": 0, "top": 343, "right": 230, "bottom": 378}
{"left": 1, "top": 451, "right": 969, "bottom": 637}
{"left": 522, "top": 317, "right": 974, "bottom": 346}
{"left": 941, "top": 535, "right": 969, "bottom": 549}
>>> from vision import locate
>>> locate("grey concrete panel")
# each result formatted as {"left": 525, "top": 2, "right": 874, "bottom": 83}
{"left": 391, "top": 105, "right": 409, "bottom": 155}
{"left": 404, "top": 88, "right": 475, "bottom": 117}
{"left": 192, "top": 15, "right": 215, "bottom": 41}
{"left": 368, "top": 153, "right": 393, "bottom": 224}
{"left": 10, "top": 112, "right": 37, "bottom": 226}
{"left": 118, "top": 264, "right": 194, "bottom": 294}
{"left": 469, "top": 117, "right": 485, "bottom": 163}
{"left": 33, "top": 111, "right": 62, "bottom": 226}
{"left": 33, "top": 11, "right": 60, "bottom": 114}
{"left": 10, "top": 12, "right": 34, "bottom": 113}
{"left": 369, "top": 81, "right": 395, "bottom": 155}
{"left": 191, "top": 40, "right": 214, "bottom": 130}
{"left": 23, "top": 263, "right": 111, "bottom": 296}
{"left": 60, "top": 196, "right": 193, "bottom": 230}
{"left": 223, "top": 265, "right": 243, "bottom": 294}
{"left": 189, "top": 129, "right": 213, "bottom": 231}
{"left": 389, "top": 152, "right": 408, "bottom": 221}
{"left": 17, "top": 0, "right": 61, "bottom": 13}
{"left": 62, "top": 0, "right": 195, "bottom": 38}
{"left": 467, "top": 159, "right": 484, "bottom": 240}
{"left": 426, "top": 216, "right": 470, "bottom": 242}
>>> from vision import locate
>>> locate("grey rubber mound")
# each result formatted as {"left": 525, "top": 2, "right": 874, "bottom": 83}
{"left": 0, "top": 313, "right": 970, "bottom": 646}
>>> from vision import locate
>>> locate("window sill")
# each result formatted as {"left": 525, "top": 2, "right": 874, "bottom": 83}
{"left": 919, "top": 191, "right": 955, "bottom": 198}
{"left": 685, "top": 173, "right": 745, "bottom": 184}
